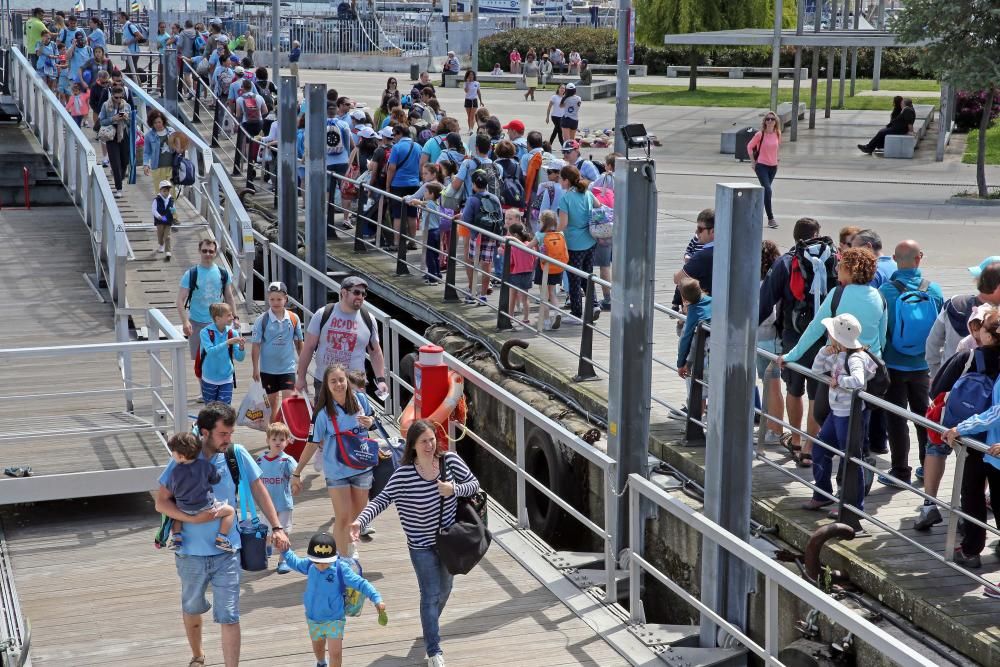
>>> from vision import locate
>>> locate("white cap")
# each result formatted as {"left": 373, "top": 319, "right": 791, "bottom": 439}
{"left": 350, "top": 109, "right": 366, "bottom": 120}
{"left": 159, "top": 179, "right": 172, "bottom": 189}
{"left": 357, "top": 126, "right": 378, "bottom": 139}
{"left": 234, "top": 66, "right": 245, "bottom": 75}
{"left": 379, "top": 126, "right": 394, "bottom": 138}
{"left": 544, "top": 158, "right": 567, "bottom": 171}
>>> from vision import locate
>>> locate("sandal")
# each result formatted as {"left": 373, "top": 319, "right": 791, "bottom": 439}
{"left": 188, "top": 657, "right": 206, "bottom": 667}
{"left": 780, "top": 432, "right": 801, "bottom": 454}
{"left": 795, "top": 452, "right": 813, "bottom": 468}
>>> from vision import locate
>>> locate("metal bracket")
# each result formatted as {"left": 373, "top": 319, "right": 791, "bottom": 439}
{"left": 629, "top": 623, "right": 700, "bottom": 648}
{"left": 544, "top": 551, "right": 605, "bottom": 570}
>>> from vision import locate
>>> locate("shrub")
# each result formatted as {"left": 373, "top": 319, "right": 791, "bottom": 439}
{"left": 952, "top": 90, "right": 1000, "bottom": 133}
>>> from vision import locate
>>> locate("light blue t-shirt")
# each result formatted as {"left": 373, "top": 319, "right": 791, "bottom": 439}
{"left": 255, "top": 451, "right": 296, "bottom": 512}
{"left": 88, "top": 28, "right": 106, "bottom": 50}
{"left": 68, "top": 45, "right": 92, "bottom": 82}
{"left": 180, "top": 264, "right": 226, "bottom": 324}
{"left": 310, "top": 397, "right": 371, "bottom": 481}
{"left": 157, "top": 444, "right": 262, "bottom": 556}
{"left": 325, "top": 119, "right": 351, "bottom": 167}
{"left": 123, "top": 21, "right": 142, "bottom": 54}
{"left": 870, "top": 255, "right": 899, "bottom": 289}
{"left": 457, "top": 155, "right": 492, "bottom": 201}
{"left": 388, "top": 138, "right": 421, "bottom": 187}
{"left": 557, "top": 188, "right": 597, "bottom": 252}
{"left": 250, "top": 310, "right": 303, "bottom": 375}
{"left": 422, "top": 135, "right": 446, "bottom": 163}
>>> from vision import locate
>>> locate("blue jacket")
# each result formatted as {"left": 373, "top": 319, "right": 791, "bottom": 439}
{"left": 283, "top": 552, "right": 382, "bottom": 622}
{"left": 677, "top": 296, "right": 712, "bottom": 368}
{"left": 199, "top": 323, "right": 245, "bottom": 384}
{"left": 143, "top": 127, "right": 175, "bottom": 169}
{"left": 878, "top": 268, "right": 944, "bottom": 371}
{"left": 956, "top": 380, "right": 1000, "bottom": 471}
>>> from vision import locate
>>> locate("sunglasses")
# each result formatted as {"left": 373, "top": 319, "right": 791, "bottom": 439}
{"left": 347, "top": 288, "right": 367, "bottom": 297}
{"left": 200, "top": 248, "right": 217, "bottom": 255}
{"left": 764, "top": 117, "right": 777, "bottom": 122}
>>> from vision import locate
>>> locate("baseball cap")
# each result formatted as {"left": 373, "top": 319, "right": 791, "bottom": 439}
{"left": 357, "top": 126, "right": 378, "bottom": 139}
{"left": 566, "top": 82, "right": 577, "bottom": 91}
{"left": 561, "top": 140, "right": 580, "bottom": 153}
{"left": 158, "top": 179, "right": 172, "bottom": 189}
{"left": 234, "top": 66, "right": 245, "bottom": 75}
{"left": 341, "top": 275, "right": 368, "bottom": 290}
{"left": 503, "top": 119, "right": 525, "bottom": 133}
{"left": 229, "top": 55, "right": 240, "bottom": 63}
{"left": 379, "top": 126, "right": 394, "bottom": 139}
{"left": 267, "top": 281, "right": 288, "bottom": 294}
{"left": 350, "top": 109, "right": 367, "bottom": 120}
{"left": 969, "top": 256, "right": 1000, "bottom": 278}
{"left": 306, "top": 533, "right": 338, "bottom": 563}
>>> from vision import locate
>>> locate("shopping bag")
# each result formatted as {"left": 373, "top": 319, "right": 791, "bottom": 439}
{"left": 236, "top": 381, "right": 271, "bottom": 432}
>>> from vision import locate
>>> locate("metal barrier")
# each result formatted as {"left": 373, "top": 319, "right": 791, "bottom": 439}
{"left": 627, "top": 474, "right": 936, "bottom": 667}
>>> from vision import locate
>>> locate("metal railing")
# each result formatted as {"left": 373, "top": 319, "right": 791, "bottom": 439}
{"left": 627, "top": 474, "right": 936, "bottom": 667}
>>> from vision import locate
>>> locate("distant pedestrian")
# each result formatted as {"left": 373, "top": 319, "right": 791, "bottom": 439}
{"left": 118, "top": 11, "right": 144, "bottom": 74}
{"left": 747, "top": 111, "right": 781, "bottom": 229}
{"left": 442, "top": 50, "right": 460, "bottom": 87}
{"left": 522, "top": 54, "right": 540, "bottom": 102}
{"left": 151, "top": 180, "right": 176, "bottom": 259}
{"left": 545, "top": 83, "right": 566, "bottom": 145}
{"left": 463, "top": 70, "right": 482, "bottom": 131}
{"left": 97, "top": 85, "right": 132, "bottom": 197}
{"left": 289, "top": 40, "right": 301, "bottom": 80}
{"left": 143, "top": 110, "right": 176, "bottom": 194}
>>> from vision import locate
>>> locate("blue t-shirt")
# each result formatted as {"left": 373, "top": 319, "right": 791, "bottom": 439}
{"left": 421, "top": 135, "right": 446, "bottom": 164}
{"left": 67, "top": 45, "right": 92, "bottom": 82}
{"left": 123, "top": 21, "right": 142, "bottom": 54}
{"left": 256, "top": 451, "right": 297, "bottom": 512}
{"left": 283, "top": 552, "right": 381, "bottom": 622}
{"left": 310, "top": 397, "right": 371, "bottom": 481}
{"left": 326, "top": 119, "right": 351, "bottom": 167}
{"left": 389, "top": 138, "right": 421, "bottom": 187}
{"left": 870, "top": 255, "right": 899, "bottom": 288}
{"left": 250, "top": 310, "right": 303, "bottom": 375}
{"left": 88, "top": 28, "right": 106, "bottom": 50}
{"left": 157, "top": 444, "right": 262, "bottom": 556}
{"left": 166, "top": 457, "right": 221, "bottom": 513}
{"left": 457, "top": 156, "right": 492, "bottom": 200}
{"left": 180, "top": 264, "right": 226, "bottom": 324}
{"left": 557, "top": 188, "right": 597, "bottom": 251}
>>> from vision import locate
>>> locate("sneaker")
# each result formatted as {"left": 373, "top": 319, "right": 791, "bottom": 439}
{"left": 165, "top": 251, "right": 171, "bottom": 261}
{"left": 868, "top": 443, "right": 889, "bottom": 454}
{"left": 361, "top": 524, "right": 376, "bottom": 536}
{"left": 762, "top": 430, "right": 782, "bottom": 446}
{"left": 156, "top": 245, "right": 165, "bottom": 253}
{"left": 463, "top": 295, "right": 478, "bottom": 305}
{"left": 915, "top": 466, "right": 924, "bottom": 482}
{"left": 767, "top": 219, "right": 779, "bottom": 229}
{"left": 953, "top": 547, "right": 982, "bottom": 569}
{"left": 102, "top": 158, "right": 110, "bottom": 167}
{"left": 599, "top": 298, "right": 611, "bottom": 311}
{"left": 317, "top": 662, "right": 329, "bottom": 667}
{"left": 476, "top": 296, "right": 487, "bottom": 306}
{"left": 877, "top": 470, "right": 911, "bottom": 489}
{"left": 427, "top": 655, "right": 446, "bottom": 667}
{"left": 983, "top": 586, "right": 1000, "bottom": 600}
{"left": 215, "top": 534, "right": 237, "bottom": 553}
{"left": 276, "top": 561, "right": 292, "bottom": 574}
{"left": 348, "top": 544, "right": 360, "bottom": 560}
{"left": 914, "top": 505, "right": 943, "bottom": 531}
{"left": 113, "top": 190, "right": 122, "bottom": 199}
{"left": 857, "top": 143, "right": 874, "bottom": 155}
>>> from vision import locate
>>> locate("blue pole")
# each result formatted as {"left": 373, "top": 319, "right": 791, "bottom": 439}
{"left": 128, "top": 106, "right": 137, "bottom": 184}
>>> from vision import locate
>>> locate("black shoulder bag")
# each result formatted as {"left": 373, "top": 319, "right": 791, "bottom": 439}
{"left": 435, "top": 455, "right": 491, "bottom": 575}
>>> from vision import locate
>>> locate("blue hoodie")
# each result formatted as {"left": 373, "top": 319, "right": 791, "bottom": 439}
{"left": 283, "top": 552, "right": 382, "bottom": 622}
{"left": 199, "top": 322, "right": 246, "bottom": 384}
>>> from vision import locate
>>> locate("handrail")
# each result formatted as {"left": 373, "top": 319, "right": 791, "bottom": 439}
{"left": 627, "top": 474, "right": 936, "bottom": 667}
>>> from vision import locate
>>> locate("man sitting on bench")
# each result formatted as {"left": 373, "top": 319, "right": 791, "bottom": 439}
{"left": 858, "top": 98, "right": 915, "bottom": 154}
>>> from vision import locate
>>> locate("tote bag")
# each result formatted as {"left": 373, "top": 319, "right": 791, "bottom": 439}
{"left": 435, "top": 456, "right": 491, "bottom": 575}
{"left": 234, "top": 445, "right": 270, "bottom": 571}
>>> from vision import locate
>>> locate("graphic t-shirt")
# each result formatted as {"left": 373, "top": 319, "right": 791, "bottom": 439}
{"left": 310, "top": 399, "right": 370, "bottom": 480}
{"left": 464, "top": 80, "right": 480, "bottom": 100}
{"left": 180, "top": 264, "right": 225, "bottom": 324}
{"left": 306, "top": 304, "right": 377, "bottom": 375}
{"left": 256, "top": 451, "right": 297, "bottom": 511}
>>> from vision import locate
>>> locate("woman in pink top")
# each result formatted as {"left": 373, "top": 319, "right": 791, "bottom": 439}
{"left": 509, "top": 49, "right": 522, "bottom": 74}
{"left": 747, "top": 111, "right": 781, "bottom": 229}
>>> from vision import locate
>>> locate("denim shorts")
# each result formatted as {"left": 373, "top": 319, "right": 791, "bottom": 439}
{"left": 175, "top": 551, "right": 241, "bottom": 624}
{"left": 326, "top": 470, "right": 374, "bottom": 489}
{"left": 926, "top": 442, "right": 953, "bottom": 458}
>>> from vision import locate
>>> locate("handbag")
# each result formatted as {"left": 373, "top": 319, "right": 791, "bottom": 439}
{"left": 435, "top": 455, "right": 491, "bottom": 576}
{"left": 331, "top": 404, "right": 380, "bottom": 470}
{"left": 342, "top": 162, "right": 360, "bottom": 198}
{"left": 97, "top": 124, "right": 116, "bottom": 143}
{"left": 234, "top": 445, "right": 270, "bottom": 571}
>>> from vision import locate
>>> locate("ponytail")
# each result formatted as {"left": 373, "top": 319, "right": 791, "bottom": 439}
{"left": 559, "top": 165, "right": 587, "bottom": 193}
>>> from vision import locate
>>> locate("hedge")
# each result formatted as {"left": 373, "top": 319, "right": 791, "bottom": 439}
{"left": 479, "top": 27, "right": 933, "bottom": 80}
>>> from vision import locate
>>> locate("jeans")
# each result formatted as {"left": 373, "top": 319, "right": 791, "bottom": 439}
{"left": 813, "top": 413, "right": 867, "bottom": 510}
{"left": 567, "top": 246, "right": 595, "bottom": 318}
{"left": 960, "top": 449, "right": 1000, "bottom": 556}
{"left": 753, "top": 163, "right": 777, "bottom": 221}
{"left": 409, "top": 546, "right": 454, "bottom": 657}
{"left": 425, "top": 228, "right": 442, "bottom": 279}
{"left": 884, "top": 368, "right": 930, "bottom": 476}
{"left": 200, "top": 380, "right": 234, "bottom": 405}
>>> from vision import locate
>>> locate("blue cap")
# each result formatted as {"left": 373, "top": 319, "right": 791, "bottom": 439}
{"left": 969, "top": 256, "right": 1000, "bottom": 278}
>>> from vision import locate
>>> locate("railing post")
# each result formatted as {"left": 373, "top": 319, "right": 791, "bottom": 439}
{"left": 394, "top": 205, "right": 408, "bottom": 275}
{"left": 172, "top": 343, "right": 188, "bottom": 434}
{"left": 836, "top": 390, "right": 866, "bottom": 532}
{"left": 514, "top": 411, "right": 528, "bottom": 529}
{"left": 496, "top": 238, "right": 513, "bottom": 331}
{"left": 192, "top": 76, "right": 202, "bottom": 123}
{"left": 573, "top": 276, "right": 598, "bottom": 381}
{"left": 945, "top": 443, "right": 968, "bottom": 560}
{"left": 628, "top": 477, "right": 643, "bottom": 623}
{"left": 326, "top": 171, "right": 340, "bottom": 240}
{"left": 277, "top": 76, "right": 300, "bottom": 297}
{"left": 685, "top": 324, "right": 707, "bottom": 443}
{"left": 211, "top": 95, "right": 222, "bottom": 148}
{"left": 443, "top": 221, "right": 459, "bottom": 302}
{"left": 147, "top": 313, "right": 162, "bottom": 424}
{"left": 163, "top": 46, "right": 180, "bottom": 119}
{"left": 354, "top": 187, "right": 367, "bottom": 253}
{"left": 304, "top": 83, "right": 328, "bottom": 314}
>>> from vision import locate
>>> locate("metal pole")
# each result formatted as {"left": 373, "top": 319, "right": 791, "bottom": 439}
{"left": 808, "top": 0, "right": 821, "bottom": 129}
{"left": 825, "top": 0, "right": 835, "bottom": 118}
{"left": 163, "top": 46, "right": 179, "bottom": 117}
{"left": 471, "top": 0, "right": 479, "bottom": 73}
{"left": 698, "top": 182, "right": 763, "bottom": 649}
{"left": 613, "top": 0, "right": 631, "bottom": 152}
{"left": 608, "top": 154, "right": 657, "bottom": 564}
{"left": 872, "top": 0, "right": 885, "bottom": 90}
{"left": 271, "top": 0, "right": 280, "bottom": 83}
{"left": 849, "top": 0, "right": 860, "bottom": 97}
{"left": 304, "top": 83, "right": 327, "bottom": 314}
{"left": 790, "top": 0, "right": 804, "bottom": 141}
{"left": 768, "top": 0, "right": 782, "bottom": 113}
{"left": 935, "top": 81, "right": 949, "bottom": 162}
{"left": 277, "top": 75, "right": 299, "bottom": 296}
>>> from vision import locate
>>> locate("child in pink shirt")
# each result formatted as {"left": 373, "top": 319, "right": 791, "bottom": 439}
{"left": 65, "top": 83, "right": 90, "bottom": 127}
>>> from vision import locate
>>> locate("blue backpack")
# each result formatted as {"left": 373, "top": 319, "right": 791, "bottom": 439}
{"left": 889, "top": 279, "right": 938, "bottom": 356}
{"left": 942, "top": 350, "right": 995, "bottom": 433}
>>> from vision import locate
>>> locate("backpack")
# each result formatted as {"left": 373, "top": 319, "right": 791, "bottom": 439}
{"left": 472, "top": 158, "right": 501, "bottom": 199}
{"left": 472, "top": 193, "right": 504, "bottom": 235}
{"left": 943, "top": 349, "right": 995, "bottom": 431}
{"left": 196, "top": 58, "right": 211, "bottom": 77}
{"left": 194, "top": 32, "right": 206, "bottom": 53}
{"left": 217, "top": 68, "right": 235, "bottom": 92}
{"left": 495, "top": 158, "right": 525, "bottom": 208}
{"left": 524, "top": 151, "right": 543, "bottom": 194}
{"left": 844, "top": 349, "right": 890, "bottom": 397}
{"left": 259, "top": 311, "right": 299, "bottom": 344}
{"left": 788, "top": 236, "right": 838, "bottom": 334}
{"left": 889, "top": 279, "right": 937, "bottom": 356}
{"left": 258, "top": 83, "right": 275, "bottom": 115}
{"left": 318, "top": 303, "right": 377, "bottom": 352}
{"left": 182, "top": 265, "right": 230, "bottom": 308}
{"left": 326, "top": 121, "right": 346, "bottom": 155}
{"left": 529, "top": 182, "right": 555, "bottom": 222}
{"left": 336, "top": 557, "right": 366, "bottom": 617}
{"left": 194, "top": 327, "right": 236, "bottom": 381}
{"left": 241, "top": 94, "right": 262, "bottom": 123}
{"left": 172, "top": 153, "right": 197, "bottom": 186}
{"left": 539, "top": 231, "right": 568, "bottom": 275}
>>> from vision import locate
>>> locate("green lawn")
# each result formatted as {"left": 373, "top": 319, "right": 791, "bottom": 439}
{"left": 630, "top": 86, "right": 938, "bottom": 111}
{"left": 963, "top": 124, "right": 1000, "bottom": 165}
{"left": 630, "top": 78, "right": 940, "bottom": 95}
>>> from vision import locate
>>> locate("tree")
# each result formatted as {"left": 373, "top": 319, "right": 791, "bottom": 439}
{"left": 634, "top": 0, "right": 772, "bottom": 90}
{"left": 893, "top": 0, "right": 1000, "bottom": 198}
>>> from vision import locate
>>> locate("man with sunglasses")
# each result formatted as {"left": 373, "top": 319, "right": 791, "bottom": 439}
{"left": 176, "top": 239, "right": 239, "bottom": 363}
{"left": 296, "top": 276, "right": 389, "bottom": 398}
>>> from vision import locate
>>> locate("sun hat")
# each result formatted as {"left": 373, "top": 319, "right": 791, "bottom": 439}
{"left": 968, "top": 256, "right": 1000, "bottom": 278}
{"left": 158, "top": 180, "right": 172, "bottom": 189}
{"left": 821, "top": 313, "right": 863, "bottom": 350}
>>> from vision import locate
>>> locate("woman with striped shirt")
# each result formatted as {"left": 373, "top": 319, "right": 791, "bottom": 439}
{"left": 350, "top": 419, "right": 479, "bottom": 667}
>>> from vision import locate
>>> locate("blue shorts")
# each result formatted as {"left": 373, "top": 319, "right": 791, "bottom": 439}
{"left": 925, "top": 442, "right": 953, "bottom": 458}
{"left": 175, "top": 551, "right": 241, "bottom": 624}
{"left": 308, "top": 618, "right": 346, "bottom": 640}
{"left": 326, "top": 470, "right": 374, "bottom": 489}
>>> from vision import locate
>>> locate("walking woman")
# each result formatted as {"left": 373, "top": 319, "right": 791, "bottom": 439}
{"left": 351, "top": 419, "right": 481, "bottom": 667}
{"left": 557, "top": 165, "right": 598, "bottom": 321}
{"left": 98, "top": 85, "right": 132, "bottom": 198}
{"left": 546, "top": 83, "right": 566, "bottom": 146}
{"left": 462, "top": 69, "right": 482, "bottom": 131}
{"left": 559, "top": 82, "right": 582, "bottom": 142}
{"left": 291, "top": 364, "right": 376, "bottom": 559}
{"left": 747, "top": 111, "right": 781, "bottom": 229}
{"left": 522, "top": 52, "right": 540, "bottom": 102}
{"left": 143, "top": 110, "right": 175, "bottom": 195}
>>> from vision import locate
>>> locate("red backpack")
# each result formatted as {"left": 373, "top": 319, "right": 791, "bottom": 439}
{"left": 194, "top": 328, "right": 236, "bottom": 382}
{"left": 242, "top": 94, "right": 262, "bottom": 123}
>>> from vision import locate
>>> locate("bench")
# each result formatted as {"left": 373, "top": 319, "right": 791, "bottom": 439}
{"left": 587, "top": 64, "right": 648, "bottom": 77}
{"left": 576, "top": 80, "right": 616, "bottom": 101}
{"left": 776, "top": 101, "right": 806, "bottom": 127}
{"left": 883, "top": 104, "right": 936, "bottom": 159}
{"left": 719, "top": 103, "right": 806, "bottom": 154}
{"left": 443, "top": 73, "right": 577, "bottom": 89}
{"left": 666, "top": 65, "right": 809, "bottom": 81}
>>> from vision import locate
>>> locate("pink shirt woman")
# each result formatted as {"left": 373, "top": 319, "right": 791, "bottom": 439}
{"left": 509, "top": 49, "right": 522, "bottom": 74}
{"left": 747, "top": 112, "right": 782, "bottom": 228}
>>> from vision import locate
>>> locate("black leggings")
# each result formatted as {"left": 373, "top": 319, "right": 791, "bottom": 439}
{"left": 548, "top": 116, "right": 563, "bottom": 146}
{"left": 106, "top": 137, "right": 131, "bottom": 191}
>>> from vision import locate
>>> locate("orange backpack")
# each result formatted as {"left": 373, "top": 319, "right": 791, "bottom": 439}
{"left": 540, "top": 231, "right": 568, "bottom": 275}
